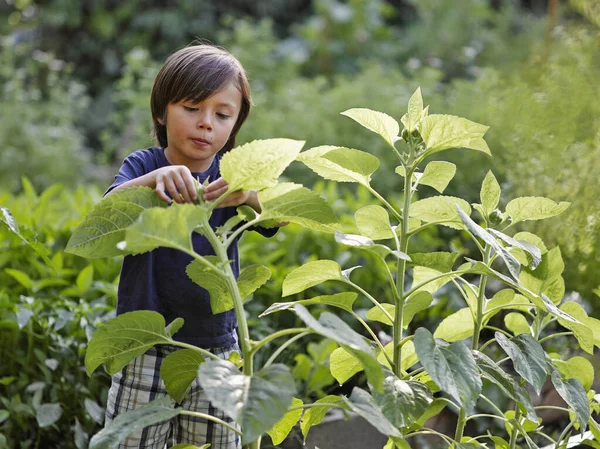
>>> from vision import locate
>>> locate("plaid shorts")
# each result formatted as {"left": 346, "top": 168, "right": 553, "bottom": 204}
{"left": 105, "top": 342, "right": 241, "bottom": 449}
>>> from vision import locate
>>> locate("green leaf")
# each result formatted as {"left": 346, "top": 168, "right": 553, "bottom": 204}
{"left": 355, "top": 205, "right": 394, "bottom": 240}
{"left": 433, "top": 308, "right": 474, "bottom": 342}
{"left": 414, "top": 328, "right": 481, "bottom": 413}
{"left": 301, "top": 395, "right": 347, "bottom": 442}
{"left": 330, "top": 346, "right": 363, "bottom": 384}
{"left": 473, "top": 351, "right": 537, "bottom": 421}
{"left": 197, "top": 360, "right": 295, "bottom": 445}
{"left": 506, "top": 197, "right": 570, "bottom": 224}
{"left": 557, "top": 302, "right": 595, "bottom": 354}
{"left": 294, "top": 305, "right": 384, "bottom": 392}
{"left": 480, "top": 171, "right": 501, "bottom": 215}
{"left": 410, "top": 196, "right": 471, "bottom": 230}
{"left": 160, "top": 349, "right": 205, "bottom": 403}
{"left": 401, "top": 87, "right": 425, "bottom": 133}
{"left": 335, "top": 231, "right": 409, "bottom": 261}
{"left": 85, "top": 311, "right": 182, "bottom": 376}
{"left": 89, "top": 398, "right": 181, "bottom": 449}
{"left": 261, "top": 292, "right": 358, "bottom": 317}
{"left": 36, "top": 403, "right": 62, "bottom": 427}
{"left": 124, "top": 204, "right": 207, "bottom": 254}
{"left": 366, "top": 304, "right": 395, "bottom": 326}
{"left": 282, "top": 260, "right": 344, "bottom": 296}
{"left": 410, "top": 252, "right": 459, "bottom": 273}
{"left": 76, "top": 265, "right": 94, "bottom": 294}
{"left": 495, "top": 333, "right": 548, "bottom": 395}
{"left": 84, "top": 399, "right": 104, "bottom": 425}
{"left": 186, "top": 257, "right": 232, "bottom": 314}
{"left": 1, "top": 207, "right": 52, "bottom": 264}
{"left": 267, "top": 397, "right": 303, "bottom": 445}
{"left": 411, "top": 266, "right": 453, "bottom": 295}
{"left": 238, "top": 265, "right": 271, "bottom": 302}
{"left": 457, "top": 208, "right": 521, "bottom": 279}
{"left": 340, "top": 108, "right": 400, "bottom": 147}
{"left": 372, "top": 373, "right": 433, "bottom": 428}
{"left": 66, "top": 187, "right": 165, "bottom": 258}
{"left": 419, "top": 114, "right": 490, "bottom": 157}
{"left": 297, "top": 146, "right": 380, "bottom": 186}
{"left": 504, "top": 313, "right": 531, "bottom": 336}
{"left": 378, "top": 341, "right": 418, "bottom": 372}
{"left": 5, "top": 269, "right": 33, "bottom": 290}
{"left": 419, "top": 161, "right": 457, "bottom": 193}
{"left": 553, "top": 356, "right": 595, "bottom": 391}
{"left": 344, "top": 387, "right": 403, "bottom": 437}
{"left": 551, "top": 370, "right": 590, "bottom": 431}
{"left": 258, "top": 183, "right": 339, "bottom": 233}
{"left": 489, "top": 229, "right": 542, "bottom": 270}
{"left": 366, "top": 292, "right": 432, "bottom": 329}
{"left": 221, "top": 138, "right": 305, "bottom": 191}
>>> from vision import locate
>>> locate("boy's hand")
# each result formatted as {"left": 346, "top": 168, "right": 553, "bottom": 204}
{"left": 203, "top": 178, "right": 259, "bottom": 211}
{"left": 154, "top": 166, "right": 198, "bottom": 204}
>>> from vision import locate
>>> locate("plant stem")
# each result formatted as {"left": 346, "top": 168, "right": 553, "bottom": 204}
{"left": 538, "top": 332, "right": 573, "bottom": 344}
{"left": 508, "top": 407, "right": 521, "bottom": 449}
{"left": 467, "top": 413, "right": 507, "bottom": 423}
{"left": 366, "top": 185, "right": 403, "bottom": 222}
{"left": 250, "top": 328, "right": 308, "bottom": 356}
{"left": 479, "top": 394, "right": 506, "bottom": 418}
{"left": 203, "top": 217, "right": 253, "bottom": 376}
{"left": 454, "top": 407, "right": 467, "bottom": 441}
{"left": 405, "top": 429, "right": 454, "bottom": 445}
{"left": 555, "top": 420, "right": 575, "bottom": 446}
{"left": 393, "top": 164, "right": 413, "bottom": 376}
{"left": 170, "top": 341, "right": 222, "bottom": 361}
{"left": 345, "top": 280, "right": 394, "bottom": 322}
{"left": 352, "top": 313, "right": 392, "bottom": 366}
{"left": 472, "top": 244, "right": 491, "bottom": 350}
{"left": 263, "top": 331, "right": 311, "bottom": 368}
{"left": 179, "top": 410, "right": 242, "bottom": 436}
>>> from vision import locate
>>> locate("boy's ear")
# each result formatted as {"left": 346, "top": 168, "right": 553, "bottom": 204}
{"left": 157, "top": 112, "right": 167, "bottom": 125}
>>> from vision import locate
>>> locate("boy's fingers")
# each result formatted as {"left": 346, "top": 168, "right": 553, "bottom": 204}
{"left": 173, "top": 174, "right": 193, "bottom": 203}
{"left": 204, "top": 185, "right": 229, "bottom": 201}
{"left": 155, "top": 179, "right": 171, "bottom": 203}
{"left": 164, "top": 178, "right": 183, "bottom": 203}
{"left": 204, "top": 177, "right": 228, "bottom": 193}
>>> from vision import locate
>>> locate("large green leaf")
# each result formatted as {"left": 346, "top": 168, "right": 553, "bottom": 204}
{"left": 344, "top": 388, "right": 403, "bottom": 437}
{"left": 257, "top": 183, "right": 338, "bottom": 233}
{"left": 355, "top": 205, "right": 395, "bottom": 240}
{"left": 433, "top": 308, "right": 474, "bottom": 342}
{"left": 66, "top": 187, "right": 165, "bottom": 258}
{"left": 409, "top": 252, "right": 459, "bottom": 273}
{"left": 495, "top": 333, "right": 548, "bottom": 395}
{"left": 301, "top": 395, "right": 348, "bottom": 442}
{"left": 1, "top": 207, "right": 51, "bottom": 264}
{"left": 282, "top": 260, "right": 344, "bottom": 296}
{"left": 553, "top": 356, "right": 595, "bottom": 391}
{"left": 414, "top": 328, "right": 481, "bottom": 413}
{"left": 489, "top": 229, "right": 542, "bottom": 270}
{"left": 220, "top": 138, "right": 305, "bottom": 191}
{"left": 419, "top": 161, "right": 457, "bottom": 194}
{"left": 372, "top": 373, "right": 433, "bottom": 428}
{"left": 85, "top": 311, "right": 183, "bottom": 376}
{"left": 261, "top": 292, "right": 358, "bottom": 317}
{"left": 411, "top": 266, "right": 454, "bottom": 294}
{"left": 366, "top": 292, "right": 432, "bottom": 329}
{"left": 124, "top": 204, "right": 207, "bottom": 254}
{"left": 267, "top": 397, "right": 303, "bottom": 445}
{"left": 504, "top": 312, "right": 532, "bottom": 336}
{"left": 160, "top": 349, "right": 205, "bottom": 403}
{"left": 410, "top": 196, "right": 471, "bottom": 230}
{"left": 197, "top": 360, "right": 295, "bottom": 445}
{"left": 330, "top": 346, "right": 364, "bottom": 384}
{"left": 557, "top": 302, "right": 595, "bottom": 354}
{"left": 473, "top": 351, "right": 537, "bottom": 421}
{"left": 551, "top": 370, "right": 590, "bottom": 431}
{"left": 294, "top": 305, "right": 384, "bottom": 392}
{"left": 238, "top": 265, "right": 271, "bottom": 302}
{"left": 341, "top": 108, "right": 400, "bottom": 147}
{"left": 89, "top": 398, "right": 181, "bottom": 449}
{"left": 480, "top": 171, "right": 501, "bottom": 215}
{"left": 419, "top": 114, "right": 490, "bottom": 157}
{"left": 296, "top": 146, "right": 380, "bottom": 186}
{"left": 505, "top": 197, "right": 570, "bottom": 224}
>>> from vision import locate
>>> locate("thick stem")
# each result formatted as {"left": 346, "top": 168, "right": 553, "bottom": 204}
{"left": 472, "top": 244, "right": 491, "bottom": 350}
{"left": 203, "top": 217, "right": 253, "bottom": 376}
{"left": 454, "top": 407, "right": 467, "bottom": 442}
{"left": 393, "top": 165, "right": 413, "bottom": 376}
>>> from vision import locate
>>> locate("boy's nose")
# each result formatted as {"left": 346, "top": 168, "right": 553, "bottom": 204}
{"left": 197, "top": 114, "right": 212, "bottom": 130}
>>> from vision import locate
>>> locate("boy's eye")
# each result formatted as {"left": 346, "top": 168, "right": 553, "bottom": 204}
{"left": 216, "top": 113, "right": 230, "bottom": 119}
{"left": 183, "top": 106, "right": 198, "bottom": 112}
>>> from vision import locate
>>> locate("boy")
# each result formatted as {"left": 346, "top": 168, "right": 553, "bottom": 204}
{"left": 103, "top": 44, "right": 273, "bottom": 449}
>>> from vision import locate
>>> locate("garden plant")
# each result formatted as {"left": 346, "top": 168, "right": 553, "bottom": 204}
{"left": 65, "top": 88, "right": 599, "bottom": 448}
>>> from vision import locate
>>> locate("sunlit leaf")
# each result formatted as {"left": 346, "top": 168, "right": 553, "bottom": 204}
{"left": 480, "top": 171, "right": 501, "bottom": 215}
{"left": 267, "top": 397, "right": 303, "bottom": 445}
{"left": 433, "top": 308, "right": 474, "bottom": 342}
{"left": 261, "top": 292, "right": 358, "bottom": 317}
{"left": 505, "top": 197, "right": 570, "bottom": 224}
{"left": 410, "top": 196, "right": 471, "bottom": 230}
{"left": 282, "top": 260, "right": 344, "bottom": 296}
{"left": 420, "top": 114, "right": 490, "bottom": 157}
{"left": 355, "top": 205, "right": 395, "bottom": 240}
{"left": 419, "top": 161, "right": 457, "bottom": 193}
{"left": 341, "top": 108, "right": 400, "bottom": 147}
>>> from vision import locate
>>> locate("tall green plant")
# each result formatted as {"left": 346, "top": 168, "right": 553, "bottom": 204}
{"left": 67, "top": 92, "right": 599, "bottom": 448}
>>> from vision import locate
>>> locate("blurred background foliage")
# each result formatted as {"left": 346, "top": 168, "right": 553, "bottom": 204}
{"left": 1, "top": 0, "right": 599, "bottom": 447}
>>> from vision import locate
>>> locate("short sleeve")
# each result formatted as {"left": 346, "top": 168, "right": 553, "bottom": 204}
{"left": 105, "top": 153, "right": 148, "bottom": 196}
{"left": 250, "top": 225, "right": 279, "bottom": 238}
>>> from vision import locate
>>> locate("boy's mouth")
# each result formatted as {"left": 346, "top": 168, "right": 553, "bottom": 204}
{"left": 191, "top": 137, "right": 210, "bottom": 146}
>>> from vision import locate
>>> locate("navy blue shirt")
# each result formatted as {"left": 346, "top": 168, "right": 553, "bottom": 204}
{"left": 108, "top": 147, "right": 271, "bottom": 348}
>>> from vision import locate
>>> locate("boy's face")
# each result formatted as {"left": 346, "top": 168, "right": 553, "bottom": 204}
{"left": 161, "top": 82, "right": 242, "bottom": 172}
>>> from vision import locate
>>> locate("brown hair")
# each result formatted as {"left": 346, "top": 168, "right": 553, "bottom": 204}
{"left": 150, "top": 44, "right": 251, "bottom": 154}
